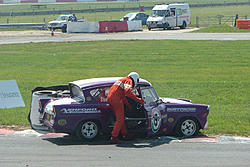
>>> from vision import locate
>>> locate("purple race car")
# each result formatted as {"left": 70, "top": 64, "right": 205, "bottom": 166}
{"left": 28, "top": 77, "right": 209, "bottom": 141}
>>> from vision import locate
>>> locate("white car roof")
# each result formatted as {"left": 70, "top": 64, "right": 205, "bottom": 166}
{"left": 152, "top": 3, "right": 189, "bottom": 10}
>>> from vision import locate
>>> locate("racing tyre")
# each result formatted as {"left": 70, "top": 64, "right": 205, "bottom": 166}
{"left": 175, "top": 117, "right": 200, "bottom": 137}
{"left": 76, "top": 120, "right": 100, "bottom": 141}
{"left": 180, "top": 21, "right": 186, "bottom": 29}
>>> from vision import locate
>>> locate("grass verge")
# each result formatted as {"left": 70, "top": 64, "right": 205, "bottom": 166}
{"left": 193, "top": 25, "right": 250, "bottom": 32}
{"left": 0, "top": 40, "right": 249, "bottom": 136}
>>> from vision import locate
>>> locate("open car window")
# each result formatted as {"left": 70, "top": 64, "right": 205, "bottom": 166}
{"left": 89, "top": 87, "right": 110, "bottom": 103}
{"left": 140, "top": 87, "right": 159, "bottom": 106}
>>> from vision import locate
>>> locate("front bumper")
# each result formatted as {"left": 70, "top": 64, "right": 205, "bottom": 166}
{"left": 147, "top": 21, "right": 164, "bottom": 28}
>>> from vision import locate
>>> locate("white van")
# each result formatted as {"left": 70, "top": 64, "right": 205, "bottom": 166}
{"left": 146, "top": 3, "right": 190, "bottom": 30}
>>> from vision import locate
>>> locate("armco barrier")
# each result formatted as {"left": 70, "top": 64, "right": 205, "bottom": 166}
{"left": 67, "top": 22, "right": 99, "bottom": 33}
{"left": 38, "top": 0, "right": 56, "bottom": 2}
{"left": 99, "top": 21, "right": 128, "bottom": 33}
{"left": 236, "top": 19, "right": 250, "bottom": 29}
{"left": 3, "top": 0, "right": 19, "bottom": 3}
{"left": 20, "top": 0, "right": 38, "bottom": 2}
{"left": 56, "top": 0, "right": 76, "bottom": 2}
{"left": 127, "top": 20, "right": 142, "bottom": 31}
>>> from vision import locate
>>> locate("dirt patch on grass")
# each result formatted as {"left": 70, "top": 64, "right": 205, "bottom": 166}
{"left": 0, "top": 125, "right": 31, "bottom": 131}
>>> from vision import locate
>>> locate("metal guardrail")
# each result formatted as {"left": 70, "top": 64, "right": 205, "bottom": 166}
{"left": 195, "top": 15, "right": 249, "bottom": 27}
{"left": 0, "top": 23, "right": 47, "bottom": 29}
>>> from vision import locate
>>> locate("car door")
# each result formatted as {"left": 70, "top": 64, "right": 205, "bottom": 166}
{"left": 140, "top": 87, "right": 165, "bottom": 136}
{"left": 167, "top": 8, "right": 176, "bottom": 27}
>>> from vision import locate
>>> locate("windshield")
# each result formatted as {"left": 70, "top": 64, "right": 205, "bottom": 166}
{"left": 70, "top": 85, "right": 85, "bottom": 103}
{"left": 140, "top": 87, "right": 159, "bottom": 106}
{"left": 56, "top": 16, "right": 69, "bottom": 21}
{"left": 150, "top": 10, "right": 166, "bottom": 17}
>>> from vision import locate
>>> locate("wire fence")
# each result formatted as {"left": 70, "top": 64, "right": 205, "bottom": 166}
{"left": 195, "top": 15, "right": 249, "bottom": 27}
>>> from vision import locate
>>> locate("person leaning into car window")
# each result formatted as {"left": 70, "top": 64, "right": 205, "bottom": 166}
{"left": 72, "top": 14, "right": 78, "bottom": 22}
{"left": 107, "top": 72, "right": 144, "bottom": 144}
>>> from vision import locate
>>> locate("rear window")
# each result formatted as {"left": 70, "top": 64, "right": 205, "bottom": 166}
{"left": 70, "top": 85, "right": 85, "bottom": 103}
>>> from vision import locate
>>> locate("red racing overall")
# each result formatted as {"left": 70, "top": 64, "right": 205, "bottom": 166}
{"left": 107, "top": 76, "right": 144, "bottom": 138}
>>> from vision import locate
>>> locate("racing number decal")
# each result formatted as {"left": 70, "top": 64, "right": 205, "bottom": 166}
{"left": 151, "top": 108, "right": 162, "bottom": 133}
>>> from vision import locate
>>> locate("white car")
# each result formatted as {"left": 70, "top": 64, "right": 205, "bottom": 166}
{"left": 48, "top": 14, "right": 73, "bottom": 32}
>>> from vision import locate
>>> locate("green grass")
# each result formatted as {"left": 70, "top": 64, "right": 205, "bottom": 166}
{"left": 193, "top": 25, "right": 250, "bottom": 32}
{"left": 0, "top": 4, "right": 249, "bottom": 25}
{"left": 0, "top": 40, "right": 249, "bottom": 136}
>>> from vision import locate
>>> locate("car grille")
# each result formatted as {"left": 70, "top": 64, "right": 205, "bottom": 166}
{"left": 50, "top": 23, "right": 58, "bottom": 26}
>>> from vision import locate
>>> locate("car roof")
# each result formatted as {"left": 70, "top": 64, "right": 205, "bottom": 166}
{"left": 70, "top": 77, "right": 151, "bottom": 89}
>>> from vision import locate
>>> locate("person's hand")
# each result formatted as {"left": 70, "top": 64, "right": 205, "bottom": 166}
{"left": 139, "top": 98, "right": 145, "bottom": 104}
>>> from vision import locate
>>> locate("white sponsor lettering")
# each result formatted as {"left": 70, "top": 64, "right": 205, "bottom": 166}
{"left": 167, "top": 108, "right": 196, "bottom": 112}
{"left": 0, "top": 80, "right": 25, "bottom": 109}
{"left": 60, "top": 108, "right": 101, "bottom": 114}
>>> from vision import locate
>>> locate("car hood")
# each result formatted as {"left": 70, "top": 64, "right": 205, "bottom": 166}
{"left": 147, "top": 17, "right": 164, "bottom": 22}
{"left": 49, "top": 20, "right": 66, "bottom": 24}
{"left": 160, "top": 97, "right": 192, "bottom": 104}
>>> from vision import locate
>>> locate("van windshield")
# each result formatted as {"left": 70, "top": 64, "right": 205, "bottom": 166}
{"left": 151, "top": 10, "right": 166, "bottom": 17}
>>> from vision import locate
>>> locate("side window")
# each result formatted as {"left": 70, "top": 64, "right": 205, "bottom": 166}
{"left": 89, "top": 87, "right": 110, "bottom": 103}
{"left": 182, "top": 9, "right": 188, "bottom": 15}
{"left": 71, "top": 85, "right": 85, "bottom": 103}
{"left": 176, "top": 9, "right": 182, "bottom": 16}
{"left": 170, "top": 8, "right": 175, "bottom": 16}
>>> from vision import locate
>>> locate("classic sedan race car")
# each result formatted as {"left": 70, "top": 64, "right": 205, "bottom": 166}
{"left": 28, "top": 77, "right": 209, "bottom": 141}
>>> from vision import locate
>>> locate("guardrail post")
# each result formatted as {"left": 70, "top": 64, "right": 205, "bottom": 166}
{"left": 218, "top": 16, "right": 221, "bottom": 25}
{"left": 7, "top": 18, "right": 9, "bottom": 24}
{"left": 196, "top": 16, "right": 199, "bottom": 28}
{"left": 234, "top": 14, "right": 238, "bottom": 27}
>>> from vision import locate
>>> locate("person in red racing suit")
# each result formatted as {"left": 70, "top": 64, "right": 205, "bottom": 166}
{"left": 107, "top": 72, "right": 144, "bottom": 144}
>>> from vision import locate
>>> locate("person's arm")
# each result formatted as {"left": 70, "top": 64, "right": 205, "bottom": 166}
{"left": 124, "top": 80, "right": 144, "bottom": 104}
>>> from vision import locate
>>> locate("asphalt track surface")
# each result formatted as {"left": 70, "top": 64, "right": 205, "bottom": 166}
{"left": 0, "top": 130, "right": 250, "bottom": 167}
{"left": 0, "top": 28, "right": 250, "bottom": 45}
{"left": 1, "top": 29, "right": 250, "bottom": 166}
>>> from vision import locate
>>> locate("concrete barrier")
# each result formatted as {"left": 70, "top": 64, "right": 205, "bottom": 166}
{"left": 99, "top": 21, "right": 128, "bottom": 33}
{"left": 67, "top": 22, "right": 99, "bottom": 33}
{"left": 67, "top": 21, "right": 142, "bottom": 33}
{"left": 127, "top": 20, "right": 142, "bottom": 31}
{"left": 236, "top": 19, "right": 250, "bottom": 29}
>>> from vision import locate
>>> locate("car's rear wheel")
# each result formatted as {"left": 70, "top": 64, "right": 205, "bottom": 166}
{"left": 76, "top": 120, "right": 99, "bottom": 141}
{"left": 175, "top": 117, "right": 199, "bottom": 137}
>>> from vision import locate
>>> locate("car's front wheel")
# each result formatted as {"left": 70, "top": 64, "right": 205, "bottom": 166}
{"left": 175, "top": 117, "right": 199, "bottom": 137}
{"left": 76, "top": 120, "right": 100, "bottom": 141}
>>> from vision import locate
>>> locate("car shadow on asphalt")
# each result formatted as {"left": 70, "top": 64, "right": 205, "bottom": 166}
{"left": 42, "top": 132, "right": 208, "bottom": 147}
{"left": 42, "top": 135, "right": 179, "bottom": 148}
